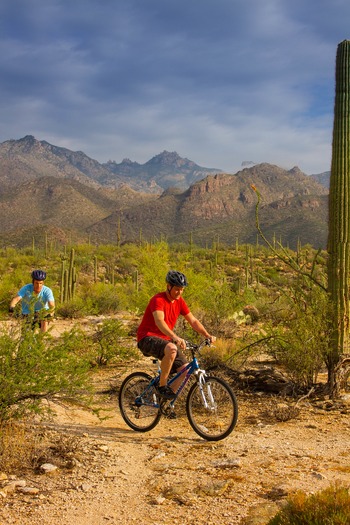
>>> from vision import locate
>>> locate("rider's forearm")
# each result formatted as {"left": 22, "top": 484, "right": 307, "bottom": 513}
{"left": 154, "top": 319, "right": 181, "bottom": 342}
{"left": 190, "top": 318, "right": 211, "bottom": 338}
{"left": 48, "top": 301, "right": 55, "bottom": 314}
{"left": 9, "top": 296, "right": 21, "bottom": 309}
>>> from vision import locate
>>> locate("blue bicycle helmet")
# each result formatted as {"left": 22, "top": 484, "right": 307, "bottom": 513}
{"left": 31, "top": 269, "right": 47, "bottom": 281}
{"left": 166, "top": 270, "right": 188, "bottom": 287}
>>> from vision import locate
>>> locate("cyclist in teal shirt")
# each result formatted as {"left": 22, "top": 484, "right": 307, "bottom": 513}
{"left": 9, "top": 270, "right": 55, "bottom": 332}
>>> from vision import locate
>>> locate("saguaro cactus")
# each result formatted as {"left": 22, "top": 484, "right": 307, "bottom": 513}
{"left": 327, "top": 40, "right": 350, "bottom": 383}
{"left": 60, "top": 248, "right": 77, "bottom": 302}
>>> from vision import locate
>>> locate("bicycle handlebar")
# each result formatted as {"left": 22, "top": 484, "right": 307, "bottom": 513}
{"left": 185, "top": 338, "right": 212, "bottom": 353}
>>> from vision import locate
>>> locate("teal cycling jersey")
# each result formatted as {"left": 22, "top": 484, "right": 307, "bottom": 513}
{"left": 17, "top": 284, "right": 54, "bottom": 315}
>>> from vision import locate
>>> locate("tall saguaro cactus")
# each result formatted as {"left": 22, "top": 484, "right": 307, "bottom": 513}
{"left": 60, "top": 248, "right": 77, "bottom": 303}
{"left": 327, "top": 40, "right": 350, "bottom": 384}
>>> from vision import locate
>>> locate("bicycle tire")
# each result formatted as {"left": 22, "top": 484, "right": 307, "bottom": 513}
{"left": 186, "top": 375, "right": 238, "bottom": 441}
{"left": 118, "top": 372, "right": 162, "bottom": 432}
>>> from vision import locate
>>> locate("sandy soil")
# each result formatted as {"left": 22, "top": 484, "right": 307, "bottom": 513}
{"left": 1, "top": 319, "right": 350, "bottom": 525}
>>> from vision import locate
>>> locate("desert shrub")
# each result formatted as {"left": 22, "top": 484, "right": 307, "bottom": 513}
{"left": 55, "top": 326, "right": 95, "bottom": 358}
{"left": 73, "top": 243, "right": 96, "bottom": 261}
{"left": 267, "top": 484, "right": 350, "bottom": 524}
{"left": 91, "top": 318, "right": 139, "bottom": 365}
{"left": 260, "top": 326, "right": 325, "bottom": 389}
{"left": 106, "top": 280, "right": 139, "bottom": 313}
{"left": 198, "top": 338, "right": 236, "bottom": 368}
{"left": 0, "top": 326, "right": 92, "bottom": 421}
{"left": 257, "top": 271, "right": 329, "bottom": 388}
{"left": 80, "top": 282, "right": 121, "bottom": 314}
{"left": 56, "top": 297, "right": 90, "bottom": 318}
{"left": 183, "top": 270, "right": 243, "bottom": 332}
{"left": 0, "top": 420, "right": 36, "bottom": 472}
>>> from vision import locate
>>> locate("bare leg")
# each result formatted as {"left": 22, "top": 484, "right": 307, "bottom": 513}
{"left": 40, "top": 320, "right": 48, "bottom": 333}
{"left": 159, "top": 343, "right": 177, "bottom": 387}
{"left": 170, "top": 363, "right": 189, "bottom": 392}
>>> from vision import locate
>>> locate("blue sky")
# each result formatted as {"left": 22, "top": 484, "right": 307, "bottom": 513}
{"left": 0, "top": 0, "right": 349, "bottom": 175}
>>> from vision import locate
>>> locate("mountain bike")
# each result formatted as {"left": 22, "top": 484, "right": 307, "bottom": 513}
{"left": 118, "top": 338, "right": 238, "bottom": 441}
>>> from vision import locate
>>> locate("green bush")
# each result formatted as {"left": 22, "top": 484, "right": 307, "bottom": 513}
{"left": 56, "top": 297, "right": 89, "bottom": 318}
{"left": 263, "top": 281, "right": 330, "bottom": 388}
{"left": 80, "top": 282, "right": 121, "bottom": 314}
{"left": 184, "top": 270, "right": 241, "bottom": 320}
{"left": 268, "top": 484, "right": 350, "bottom": 524}
{"left": 129, "top": 241, "right": 170, "bottom": 311}
{"left": 91, "top": 318, "right": 139, "bottom": 365}
{"left": 54, "top": 326, "right": 95, "bottom": 358}
{"left": 0, "top": 325, "right": 92, "bottom": 421}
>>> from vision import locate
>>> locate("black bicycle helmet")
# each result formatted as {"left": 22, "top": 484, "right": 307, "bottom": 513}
{"left": 31, "top": 269, "right": 47, "bottom": 281}
{"left": 166, "top": 270, "right": 188, "bottom": 287}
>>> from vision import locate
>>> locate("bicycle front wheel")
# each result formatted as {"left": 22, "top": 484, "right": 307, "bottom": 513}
{"left": 186, "top": 376, "right": 238, "bottom": 441}
{"left": 119, "top": 372, "right": 161, "bottom": 432}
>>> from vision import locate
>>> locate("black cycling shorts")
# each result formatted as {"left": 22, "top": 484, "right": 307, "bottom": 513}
{"left": 22, "top": 312, "right": 47, "bottom": 329}
{"left": 137, "top": 336, "right": 187, "bottom": 373}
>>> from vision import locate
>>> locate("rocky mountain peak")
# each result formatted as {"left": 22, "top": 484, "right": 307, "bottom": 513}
{"left": 288, "top": 166, "right": 304, "bottom": 176}
{"left": 9, "top": 134, "right": 40, "bottom": 153}
{"left": 145, "top": 150, "right": 195, "bottom": 169}
{"left": 19, "top": 134, "right": 36, "bottom": 143}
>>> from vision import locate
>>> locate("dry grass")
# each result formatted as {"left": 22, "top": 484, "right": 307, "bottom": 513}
{"left": 0, "top": 421, "right": 36, "bottom": 473}
{"left": 0, "top": 420, "right": 82, "bottom": 474}
{"left": 200, "top": 338, "right": 234, "bottom": 368}
{"left": 267, "top": 483, "right": 350, "bottom": 524}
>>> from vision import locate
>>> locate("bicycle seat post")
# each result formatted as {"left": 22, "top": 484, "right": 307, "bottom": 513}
{"left": 152, "top": 358, "right": 161, "bottom": 380}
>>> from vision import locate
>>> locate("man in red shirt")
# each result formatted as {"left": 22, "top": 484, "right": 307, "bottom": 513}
{"left": 137, "top": 270, "right": 216, "bottom": 399}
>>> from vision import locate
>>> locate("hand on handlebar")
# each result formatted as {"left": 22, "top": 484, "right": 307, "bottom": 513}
{"left": 174, "top": 337, "right": 186, "bottom": 350}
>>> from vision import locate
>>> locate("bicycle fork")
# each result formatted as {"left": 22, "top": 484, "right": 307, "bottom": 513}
{"left": 196, "top": 372, "right": 216, "bottom": 411}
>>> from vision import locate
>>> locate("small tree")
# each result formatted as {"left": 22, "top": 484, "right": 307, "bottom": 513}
{"left": 0, "top": 326, "right": 92, "bottom": 421}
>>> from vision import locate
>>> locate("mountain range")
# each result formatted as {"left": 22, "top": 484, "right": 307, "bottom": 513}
{"left": 0, "top": 135, "right": 329, "bottom": 249}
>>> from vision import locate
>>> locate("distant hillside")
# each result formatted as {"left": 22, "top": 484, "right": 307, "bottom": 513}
{"left": 310, "top": 171, "right": 330, "bottom": 188}
{"left": 88, "top": 164, "right": 328, "bottom": 249}
{"left": 0, "top": 176, "right": 153, "bottom": 247}
{"left": 0, "top": 136, "right": 329, "bottom": 249}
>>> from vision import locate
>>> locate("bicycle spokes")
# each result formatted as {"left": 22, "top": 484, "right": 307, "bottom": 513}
{"left": 186, "top": 376, "right": 238, "bottom": 441}
{"left": 119, "top": 372, "right": 162, "bottom": 432}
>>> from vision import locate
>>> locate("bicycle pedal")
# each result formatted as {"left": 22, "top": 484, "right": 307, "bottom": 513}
{"left": 159, "top": 400, "right": 170, "bottom": 414}
{"left": 166, "top": 412, "right": 177, "bottom": 419}
{"left": 166, "top": 410, "right": 177, "bottom": 420}
{"left": 162, "top": 403, "right": 177, "bottom": 418}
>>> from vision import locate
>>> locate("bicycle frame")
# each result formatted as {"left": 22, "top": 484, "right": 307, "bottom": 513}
{"left": 135, "top": 351, "right": 208, "bottom": 414}
{"left": 168, "top": 355, "right": 206, "bottom": 405}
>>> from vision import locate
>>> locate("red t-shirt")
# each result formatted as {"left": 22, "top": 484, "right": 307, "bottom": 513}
{"left": 137, "top": 291, "right": 190, "bottom": 342}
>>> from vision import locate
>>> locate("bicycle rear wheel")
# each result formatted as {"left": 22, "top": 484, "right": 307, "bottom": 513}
{"left": 119, "top": 372, "right": 161, "bottom": 432}
{"left": 186, "top": 376, "right": 238, "bottom": 441}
